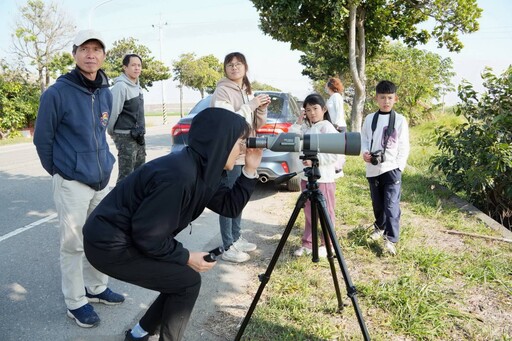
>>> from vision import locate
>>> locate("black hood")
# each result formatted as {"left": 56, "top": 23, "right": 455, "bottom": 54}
{"left": 187, "top": 108, "right": 247, "bottom": 189}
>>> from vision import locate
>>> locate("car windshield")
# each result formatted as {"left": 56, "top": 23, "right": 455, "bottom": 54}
{"left": 257, "top": 93, "right": 300, "bottom": 124}
{"left": 266, "top": 96, "right": 284, "bottom": 120}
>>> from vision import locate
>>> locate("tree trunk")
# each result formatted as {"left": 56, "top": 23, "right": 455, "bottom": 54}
{"left": 351, "top": 89, "right": 365, "bottom": 132}
{"left": 38, "top": 69, "right": 45, "bottom": 93}
{"left": 347, "top": 4, "right": 366, "bottom": 132}
{"left": 44, "top": 66, "right": 50, "bottom": 91}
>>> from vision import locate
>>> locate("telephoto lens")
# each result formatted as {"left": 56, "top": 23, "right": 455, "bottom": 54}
{"left": 246, "top": 132, "right": 361, "bottom": 155}
{"left": 203, "top": 246, "right": 224, "bottom": 262}
{"left": 246, "top": 133, "right": 301, "bottom": 151}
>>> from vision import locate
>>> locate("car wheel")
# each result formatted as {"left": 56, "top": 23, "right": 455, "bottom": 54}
{"left": 287, "top": 175, "right": 301, "bottom": 192}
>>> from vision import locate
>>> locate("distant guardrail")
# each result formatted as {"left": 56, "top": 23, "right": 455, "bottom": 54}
{"left": 145, "top": 103, "right": 197, "bottom": 113}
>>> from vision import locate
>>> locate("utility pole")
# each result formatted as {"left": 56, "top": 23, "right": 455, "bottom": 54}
{"left": 179, "top": 84, "right": 184, "bottom": 118}
{"left": 152, "top": 15, "right": 168, "bottom": 125}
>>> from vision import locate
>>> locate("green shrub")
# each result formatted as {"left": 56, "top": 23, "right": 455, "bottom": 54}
{"left": 431, "top": 66, "right": 512, "bottom": 228}
{"left": 0, "top": 65, "right": 40, "bottom": 138}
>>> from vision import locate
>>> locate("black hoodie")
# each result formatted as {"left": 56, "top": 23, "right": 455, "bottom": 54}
{"left": 83, "top": 108, "right": 257, "bottom": 265}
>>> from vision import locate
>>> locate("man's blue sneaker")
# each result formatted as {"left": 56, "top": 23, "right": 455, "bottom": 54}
{"left": 67, "top": 303, "right": 100, "bottom": 328}
{"left": 86, "top": 287, "right": 125, "bottom": 305}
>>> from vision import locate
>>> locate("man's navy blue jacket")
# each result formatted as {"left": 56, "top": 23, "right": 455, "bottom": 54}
{"left": 34, "top": 68, "right": 114, "bottom": 190}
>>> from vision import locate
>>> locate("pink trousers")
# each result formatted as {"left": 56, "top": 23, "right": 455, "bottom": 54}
{"left": 300, "top": 180, "right": 337, "bottom": 248}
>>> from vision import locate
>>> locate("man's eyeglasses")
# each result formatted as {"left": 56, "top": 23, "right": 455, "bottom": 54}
{"left": 226, "top": 62, "right": 243, "bottom": 69}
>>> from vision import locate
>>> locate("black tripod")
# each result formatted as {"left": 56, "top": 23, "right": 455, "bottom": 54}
{"left": 235, "top": 154, "right": 370, "bottom": 341}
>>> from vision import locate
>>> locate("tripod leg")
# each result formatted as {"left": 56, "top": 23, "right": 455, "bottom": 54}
{"left": 314, "top": 191, "right": 371, "bottom": 341}
{"left": 310, "top": 197, "right": 320, "bottom": 262}
{"left": 234, "top": 191, "right": 310, "bottom": 341}
{"left": 312, "top": 198, "right": 344, "bottom": 310}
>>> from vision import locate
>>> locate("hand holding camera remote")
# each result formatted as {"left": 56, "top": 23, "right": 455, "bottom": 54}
{"left": 187, "top": 252, "right": 217, "bottom": 272}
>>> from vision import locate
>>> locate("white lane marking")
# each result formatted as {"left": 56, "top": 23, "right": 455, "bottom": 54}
{"left": 0, "top": 213, "right": 58, "bottom": 243}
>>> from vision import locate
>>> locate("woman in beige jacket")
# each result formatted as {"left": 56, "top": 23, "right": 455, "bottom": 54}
{"left": 210, "top": 52, "right": 269, "bottom": 263}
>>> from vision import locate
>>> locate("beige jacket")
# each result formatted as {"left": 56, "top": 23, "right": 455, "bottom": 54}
{"left": 210, "top": 78, "right": 267, "bottom": 130}
{"left": 210, "top": 78, "right": 267, "bottom": 165}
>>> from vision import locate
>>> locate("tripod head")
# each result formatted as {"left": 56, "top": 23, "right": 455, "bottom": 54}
{"left": 273, "top": 151, "right": 322, "bottom": 189}
{"left": 300, "top": 152, "right": 322, "bottom": 189}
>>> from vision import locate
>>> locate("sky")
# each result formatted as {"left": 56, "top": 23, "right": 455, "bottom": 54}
{"left": 0, "top": 0, "right": 510, "bottom": 107}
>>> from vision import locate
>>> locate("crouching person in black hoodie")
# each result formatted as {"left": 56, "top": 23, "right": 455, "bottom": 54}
{"left": 83, "top": 108, "right": 262, "bottom": 341}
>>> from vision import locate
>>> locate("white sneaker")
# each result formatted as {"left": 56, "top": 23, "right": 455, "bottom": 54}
{"left": 233, "top": 236, "right": 257, "bottom": 252}
{"left": 222, "top": 245, "right": 250, "bottom": 263}
{"left": 369, "top": 227, "right": 384, "bottom": 241}
{"left": 318, "top": 246, "right": 328, "bottom": 258}
{"left": 293, "top": 246, "right": 312, "bottom": 257}
{"left": 384, "top": 239, "right": 397, "bottom": 256}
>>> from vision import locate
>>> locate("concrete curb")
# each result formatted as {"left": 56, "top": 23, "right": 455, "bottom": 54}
{"left": 449, "top": 195, "right": 512, "bottom": 239}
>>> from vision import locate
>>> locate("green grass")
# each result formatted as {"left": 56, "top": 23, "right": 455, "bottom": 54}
{"left": 359, "top": 274, "right": 469, "bottom": 340}
{"left": 241, "top": 112, "right": 512, "bottom": 340}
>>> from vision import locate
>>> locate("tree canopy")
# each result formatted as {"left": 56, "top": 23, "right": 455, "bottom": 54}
{"left": 251, "top": 81, "right": 281, "bottom": 92}
{"left": 309, "top": 42, "right": 454, "bottom": 128}
{"left": 172, "top": 53, "right": 223, "bottom": 98}
{"left": 365, "top": 42, "right": 455, "bottom": 125}
{"left": 103, "top": 37, "right": 171, "bottom": 90}
{"left": 12, "top": 0, "right": 75, "bottom": 92}
{"left": 250, "top": 0, "right": 482, "bottom": 131}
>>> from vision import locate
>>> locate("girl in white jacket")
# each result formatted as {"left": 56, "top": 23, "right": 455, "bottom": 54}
{"left": 290, "top": 94, "right": 338, "bottom": 258}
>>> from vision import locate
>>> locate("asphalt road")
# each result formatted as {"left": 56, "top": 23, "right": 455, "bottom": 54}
{"left": 0, "top": 117, "right": 239, "bottom": 341}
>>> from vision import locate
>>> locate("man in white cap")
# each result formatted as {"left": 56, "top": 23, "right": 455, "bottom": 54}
{"left": 33, "top": 29, "right": 124, "bottom": 328}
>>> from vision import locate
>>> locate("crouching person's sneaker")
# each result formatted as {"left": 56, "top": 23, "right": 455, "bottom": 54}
{"left": 124, "top": 329, "right": 150, "bottom": 341}
{"left": 67, "top": 303, "right": 100, "bottom": 328}
{"left": 86, "top": 287, "right": 125, "bottom": 305}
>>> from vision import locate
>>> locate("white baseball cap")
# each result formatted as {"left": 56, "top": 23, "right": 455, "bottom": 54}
{"left": 73, "top": 29, "right": 106, "bottom": 49}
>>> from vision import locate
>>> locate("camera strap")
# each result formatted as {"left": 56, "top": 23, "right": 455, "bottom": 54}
{"left": 370, "top": 110, "right": 395, "bottom": 152}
